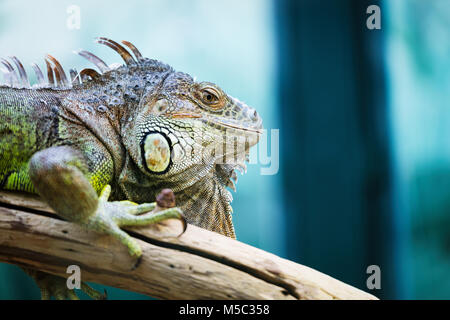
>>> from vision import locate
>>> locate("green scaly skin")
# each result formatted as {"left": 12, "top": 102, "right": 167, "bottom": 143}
{"left": 0, "top": 38, "right": 262, "bottom": 299}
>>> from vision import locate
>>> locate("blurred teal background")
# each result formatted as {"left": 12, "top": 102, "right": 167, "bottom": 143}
{"left": 0, "top": 0, "right": 449, "bottom": 299}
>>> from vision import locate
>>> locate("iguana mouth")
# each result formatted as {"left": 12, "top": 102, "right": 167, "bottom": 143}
{"left": 214, "top": 121, "right": 263, "bottom": 134}
{"left": 169, "top": 115, "right": 263, "bottom": 134}
{"left": 170, "top": 113, "right": 202, "bottom": 119}
{"left": 200, "top": 116, "right": 263, "bottom": 136}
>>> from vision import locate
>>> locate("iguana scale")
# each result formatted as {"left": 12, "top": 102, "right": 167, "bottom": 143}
{"left": 0, "top": 38, "right": 262, "bottom": 299}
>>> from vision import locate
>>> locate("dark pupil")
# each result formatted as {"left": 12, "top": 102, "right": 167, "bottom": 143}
{"left": 206, "top": 93, "right": 213, "bottom": 101}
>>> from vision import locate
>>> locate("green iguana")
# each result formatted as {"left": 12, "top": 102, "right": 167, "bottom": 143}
{"left": 0, "top": 38, "right": 262, "bottom": 299}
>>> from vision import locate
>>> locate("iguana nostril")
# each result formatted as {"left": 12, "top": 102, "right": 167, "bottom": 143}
{"left": 251, "top": 109, "right": 259, "bottom": 122}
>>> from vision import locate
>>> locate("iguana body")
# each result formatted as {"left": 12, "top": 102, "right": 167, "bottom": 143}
{"left": 0, "top": 38, "right": 262, "bottom": 299}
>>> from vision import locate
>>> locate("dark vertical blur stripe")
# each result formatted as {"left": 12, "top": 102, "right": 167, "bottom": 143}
{"left": 275, "top": 0, "right": 399, "bottom": 298}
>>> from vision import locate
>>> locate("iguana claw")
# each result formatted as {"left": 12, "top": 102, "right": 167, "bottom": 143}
{"left": 85, "top": 185, "right": 186, "bottom": 259}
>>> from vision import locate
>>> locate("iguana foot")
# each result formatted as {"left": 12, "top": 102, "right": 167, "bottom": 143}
{"left": 23, "top": 269, "right": 106, "bottom": 300}
{"left": 85, "top": 185, "right": 186, "bottom": 258}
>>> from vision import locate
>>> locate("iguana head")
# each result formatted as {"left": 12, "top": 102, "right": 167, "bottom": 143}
{"left": 130, "top": 71, "right": 263, "bottom": 182}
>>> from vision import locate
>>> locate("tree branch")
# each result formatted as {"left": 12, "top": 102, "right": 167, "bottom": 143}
{"left": 0, "top": 191, "right": 377, "bottom": 300}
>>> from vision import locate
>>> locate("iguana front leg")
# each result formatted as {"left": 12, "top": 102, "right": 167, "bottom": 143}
{"left": 26, "top": 145, "right": 184, "bottom": 299}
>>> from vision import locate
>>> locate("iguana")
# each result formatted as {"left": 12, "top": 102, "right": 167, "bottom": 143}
{"left": 0, "top": 38, "right": 262, "bottom": 299}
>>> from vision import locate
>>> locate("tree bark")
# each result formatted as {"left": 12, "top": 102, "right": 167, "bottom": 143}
{"left": 0, "top": 191, "right": 377, "bottom": 300}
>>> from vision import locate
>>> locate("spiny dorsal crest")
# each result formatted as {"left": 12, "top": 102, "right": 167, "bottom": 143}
{"left": 0, "top": 37, "right": 173, "bottom": 90}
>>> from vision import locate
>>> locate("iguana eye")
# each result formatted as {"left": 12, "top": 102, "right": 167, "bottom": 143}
{"left": 200, "top": 88, "right": 220, "bottom": 106}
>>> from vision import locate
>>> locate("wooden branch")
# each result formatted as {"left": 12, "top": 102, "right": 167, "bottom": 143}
{"left": 0, "top": 191, "right": 377, "bottom": 300}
